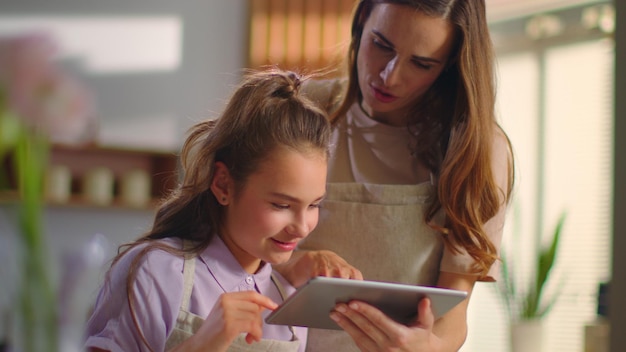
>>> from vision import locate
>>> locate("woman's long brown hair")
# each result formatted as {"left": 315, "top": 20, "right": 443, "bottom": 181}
{"left": 333, "top": 0, "right": 515, "bottom": 276}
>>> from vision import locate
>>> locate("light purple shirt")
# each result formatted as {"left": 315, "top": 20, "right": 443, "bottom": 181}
{"left": 84, "top": 235, "right": 306, "bottom": 352}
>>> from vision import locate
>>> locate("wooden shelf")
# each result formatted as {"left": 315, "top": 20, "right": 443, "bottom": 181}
{"left": 1, "top": 144, "right": 179, "bottom": 209}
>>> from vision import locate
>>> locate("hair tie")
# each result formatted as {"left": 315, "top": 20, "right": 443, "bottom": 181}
{"left": 271, "top": 71, "right": 301, "bottom": 98}
{"left": 288, "top": 71, "right": 301, "bottom": 92}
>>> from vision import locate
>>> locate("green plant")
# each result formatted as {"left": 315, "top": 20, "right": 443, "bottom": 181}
{"left": 498, "top": 212, "right": 566, "bottom": 321}
{"left": 1, "top": 32, "right": 94, "bottom": 352}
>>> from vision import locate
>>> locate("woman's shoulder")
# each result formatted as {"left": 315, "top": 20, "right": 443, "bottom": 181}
{"left": 491, "top": 125, "right": 513, "bottom": 161}
{"left": 490, "top": 124, "right": 514, "bottom": 198}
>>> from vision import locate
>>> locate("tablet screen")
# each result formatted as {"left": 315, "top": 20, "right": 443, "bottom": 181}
{"left": 265, "top": 276, "right": 468, "bottom": 330}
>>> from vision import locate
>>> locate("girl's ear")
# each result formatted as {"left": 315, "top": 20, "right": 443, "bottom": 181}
{"left": 210, "top": 161, "right": 233, "bottom": 205}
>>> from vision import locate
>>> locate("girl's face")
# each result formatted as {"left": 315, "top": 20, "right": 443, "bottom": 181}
{"left": 357, "top": 3, "right": 456, "bottom": 126}
{"left": 215, "top": 147, "right": 327, "bottom": 274}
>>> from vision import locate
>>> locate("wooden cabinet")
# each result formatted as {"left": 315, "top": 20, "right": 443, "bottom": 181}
{"left": 1, "top": 144, "right": 179, "bottom": 209}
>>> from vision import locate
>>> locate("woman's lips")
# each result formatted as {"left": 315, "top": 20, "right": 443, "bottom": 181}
{"left": 371, "top": 85, "right": 398, "bottom": 103}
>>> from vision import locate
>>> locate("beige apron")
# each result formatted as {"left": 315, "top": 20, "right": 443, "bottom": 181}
{"left": 164, "top": 256, "right": 300, "bottom": 352}
{"left": 298, "top": 182, "right": 445, "bottom": 352}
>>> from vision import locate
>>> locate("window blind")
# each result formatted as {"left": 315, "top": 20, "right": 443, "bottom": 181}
{"left": 248, "top": 0, "right": 355, "bottom": 72}
{"left": 463, "top": 29, "right": 614, "bottom": 352}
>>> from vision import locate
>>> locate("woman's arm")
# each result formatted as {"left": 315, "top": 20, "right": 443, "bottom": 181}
{"left": 431, "top": 272, "right": 477, "bottom": 350}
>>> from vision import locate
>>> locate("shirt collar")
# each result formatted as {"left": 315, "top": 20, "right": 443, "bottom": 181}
{"left": 197, "top": 234, "right": 273, "bottom": 293}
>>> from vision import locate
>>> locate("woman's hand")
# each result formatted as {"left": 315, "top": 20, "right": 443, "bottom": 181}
{"left": 329, "top": 298, "right": 444, "bottom": 352}
{"left": 330, "top": 272, "right": 477, "bottom": 352}
{"left": 274, "top": 249, "right": 363, "bottom": 287}
{"left": 171, "top": 291, "right": 278, "bottom": 352}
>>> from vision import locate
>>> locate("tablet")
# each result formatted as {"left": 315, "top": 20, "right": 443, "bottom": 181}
{"left": 265, "top": 276, "right": 468, "bottom": 330}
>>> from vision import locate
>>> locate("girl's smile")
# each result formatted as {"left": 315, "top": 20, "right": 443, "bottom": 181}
{"left": 270, "top": 238, "right": 299, "bottom": 251}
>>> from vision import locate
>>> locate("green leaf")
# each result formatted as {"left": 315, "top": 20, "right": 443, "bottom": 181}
{"left": 494, "top": 211, "right": 567, "bottom": 321}
{"left": 0, "top": 109, "right": 23, "bottom": 158}
{"left": 533, "top": 212, "right": 565, "bottom": 318}
{"left": 499, "top": 250, "right": 518, "bottom": 318}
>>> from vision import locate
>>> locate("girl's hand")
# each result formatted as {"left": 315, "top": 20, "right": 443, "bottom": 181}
{"left": 329, "top": 297, "right": 444, "bottom": 352}
{"left": 274, "top": 249, "right": 363, "bottom": 287}
{"left": 172, "top": 291, "right": 278, "bottom": 352}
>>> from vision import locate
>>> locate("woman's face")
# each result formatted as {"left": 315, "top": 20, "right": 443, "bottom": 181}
{"left": 357, "top": 3, "right": 456, "bottom": 126}
{"left": 217, "top": 147, "right": 327, "bottom": 274}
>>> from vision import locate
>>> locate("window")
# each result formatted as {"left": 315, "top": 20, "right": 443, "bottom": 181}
{"left": 464, "top": 3, "right": 614, "bottom": 351}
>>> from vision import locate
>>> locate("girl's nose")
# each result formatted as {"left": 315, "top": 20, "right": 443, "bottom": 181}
{"left": 286, "top": 212, "right": 311, "bottom": 238}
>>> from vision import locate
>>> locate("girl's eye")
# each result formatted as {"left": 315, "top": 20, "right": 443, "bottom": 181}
{"left": 272, "top": 203, "right": 290, "bottom": 210}
{"left": 309, "top": 203, "right": 322, "bottom": 209}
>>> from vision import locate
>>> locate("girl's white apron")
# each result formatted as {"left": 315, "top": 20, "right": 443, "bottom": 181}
{"left": 164, "top": 256, "right": 300, "bottom": 352}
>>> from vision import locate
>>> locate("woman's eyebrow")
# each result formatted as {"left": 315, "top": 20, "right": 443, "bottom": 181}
{"left": 372, "top": 29, "right": 395, "bottom": 48}
{"left": 372, "top": 29, "right": 444, "bottom": 64}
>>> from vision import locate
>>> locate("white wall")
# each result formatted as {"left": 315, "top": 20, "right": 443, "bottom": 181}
{"left": 0, "top": 0, "right": 248, "bottom": 149}
{"left": 0, "top": 0, "right": 249, "bottom": 345}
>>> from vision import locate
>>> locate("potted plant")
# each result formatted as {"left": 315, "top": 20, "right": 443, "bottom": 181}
{"left": 496, "top": 211, "right": 566, "bottom": 352}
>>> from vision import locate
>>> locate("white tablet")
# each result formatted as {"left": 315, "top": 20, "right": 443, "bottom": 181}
{"left": 265, "top": 276, "right": 468, "bottom": 330}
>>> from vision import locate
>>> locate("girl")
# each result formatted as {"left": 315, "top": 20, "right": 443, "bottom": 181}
{"left": 84, "top": 69, "right": 331, "bottom": 352}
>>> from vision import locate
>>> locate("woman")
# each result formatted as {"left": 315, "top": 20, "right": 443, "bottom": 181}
{"left": 274, "top": 1, "right": 515, "bottom": 351}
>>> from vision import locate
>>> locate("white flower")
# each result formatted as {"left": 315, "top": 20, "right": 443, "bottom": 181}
{"left": 0, "top": 32, "right": 96, "bottom": 145}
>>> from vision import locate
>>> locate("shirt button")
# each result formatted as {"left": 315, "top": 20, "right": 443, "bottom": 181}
{"left": 245, "top": 276, "right": 254, "bottom": 285}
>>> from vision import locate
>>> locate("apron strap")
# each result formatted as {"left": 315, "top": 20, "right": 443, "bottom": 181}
{"left": 270, "top": 272, "right": 298, "bottom": 341}
{"left": 180, "top": 243, "right": 197, "bottom": 311}
{"left": 270, "top": 272, "right": 288, "bottom": 300}
{"left": 177, "top": 243, "right": 298, "bottom": 343}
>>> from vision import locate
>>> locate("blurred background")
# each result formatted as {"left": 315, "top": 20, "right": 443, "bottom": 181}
{"left": 0, "top": 0, "right": 622, "bottom": 351}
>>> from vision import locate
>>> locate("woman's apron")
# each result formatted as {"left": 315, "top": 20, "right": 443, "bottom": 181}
{"left": 297, "top": 182, "right": 445, "bottom": 352}
{"left": 164, "top": 256, "right": 300, "bottom": 352}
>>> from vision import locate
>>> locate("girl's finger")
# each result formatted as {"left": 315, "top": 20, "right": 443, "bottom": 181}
{"left": 225, "top": 291, "right": 279, "bottom": 311}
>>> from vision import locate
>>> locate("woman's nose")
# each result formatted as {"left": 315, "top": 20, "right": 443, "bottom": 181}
{"left": 380, "top": 56, "right": 401, "bottom": 86}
